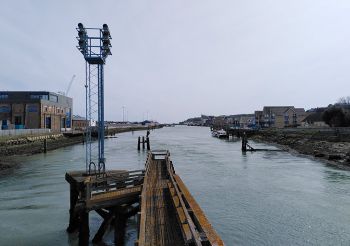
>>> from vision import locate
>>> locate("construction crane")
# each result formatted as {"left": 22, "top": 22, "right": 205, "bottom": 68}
{"left": 66, "top": 75, "right": 76, "bottom": 96}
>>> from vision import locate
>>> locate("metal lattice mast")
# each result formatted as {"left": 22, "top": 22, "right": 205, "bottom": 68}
{"left": 76, "top": 23, "right": 112, "bottom": 176}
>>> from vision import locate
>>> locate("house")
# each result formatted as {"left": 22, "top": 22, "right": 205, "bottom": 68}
{"left": 238, "top": 114, "right": 255, "bottom": 128}
{"left": 301, "top": 112, "right": 328, "bottom": 128}
{"left": 262, "top": 106, "right": 306, "bottom": 128}
{"left": 254, "top": 111, "right": 264, "bottom": 128}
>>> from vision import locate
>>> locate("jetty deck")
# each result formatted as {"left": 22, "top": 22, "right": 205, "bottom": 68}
{"left": 66, "top": 150, "right": 224, "bottom": 246}
{"left": 138, "top": 150, "right": 184, "bottom": 245}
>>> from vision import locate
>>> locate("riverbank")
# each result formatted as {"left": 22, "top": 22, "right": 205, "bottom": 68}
{"left": 252, "top": 128, "right": 350, "bottom": 169}
{"left": 0, "top": 126, "right": 157, "bottom": 172}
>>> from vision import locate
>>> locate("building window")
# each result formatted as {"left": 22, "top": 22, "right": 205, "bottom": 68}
{"left": 30, "top": 94, "right": 49, "bottom": 100}
{"left": 14, "top": 116, "right": 22, "bottom": 125}
{"left": 0, "top": 105, "right": 10, "bottom": 112}
{"left": 50, "top": 95, "right": 58, "bottom": 102}
{"left": 0, "top": 94, "right": 8, "bottom": 99}
{"left": 293, "top": 114, "right": 297, "bottom": 124}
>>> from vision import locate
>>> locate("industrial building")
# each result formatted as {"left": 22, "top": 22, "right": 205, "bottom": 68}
{"left": 72, "top": 115, "right": 87, "bottom": 130}
{"left": 0, "top": 91, "right": 72, "bottom": 132}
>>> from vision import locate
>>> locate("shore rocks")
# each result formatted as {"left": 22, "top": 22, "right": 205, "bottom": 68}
{"left": 252, "top": 128, "right": 350, "bottom": 168}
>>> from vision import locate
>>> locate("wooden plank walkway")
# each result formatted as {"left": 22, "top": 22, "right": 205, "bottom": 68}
{"left": 138, "top": 152, "right": 184, "bottom": 246}
{"left": 137, "top": 150, "right": 224, "bottom": 246}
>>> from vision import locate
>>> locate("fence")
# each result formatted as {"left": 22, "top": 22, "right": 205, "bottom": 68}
{"left": 0, "top": 128, "right": 51, "bottom": 137}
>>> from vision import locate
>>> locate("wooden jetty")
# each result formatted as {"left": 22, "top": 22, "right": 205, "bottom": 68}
{"left": 66, "top": 150, "right": 224, "bottom": 246}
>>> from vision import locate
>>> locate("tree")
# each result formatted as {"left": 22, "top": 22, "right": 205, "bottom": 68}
{"left": 337, "top": 96, "right": 350, "bottom": 105}
{"left": 322, "top": 107, "right": 350, "bottom": 127}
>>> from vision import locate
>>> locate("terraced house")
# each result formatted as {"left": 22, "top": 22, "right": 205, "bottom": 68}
{"left": 261, "top": 106, "right": 307, "bottom": 128}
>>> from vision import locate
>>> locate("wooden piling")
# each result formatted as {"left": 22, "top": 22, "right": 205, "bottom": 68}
{"left": 142, "top": 136, "right": 145, "bottom": 150}
{"left": 67, "top": 183, "right": 79, "bottom": 233}
{"left": 115, "top": 206, "right": 127, "bottom": 246}
{"left": 241, "top": 132, "right": 247, "bottom": 152}
{"left": 146, "top": 137, "right": 150, "bottom": 150}
{"left": 43, "top": 139, "right": 47, "bottom": 153}
{"left": 138, "top": 136, "right": 141, "bottom": 150}
{"left": 92, "top": 209, "right": 114, "bottom": 243}
{"left": 79, "top": 210, "right": 90, "bottom": 246}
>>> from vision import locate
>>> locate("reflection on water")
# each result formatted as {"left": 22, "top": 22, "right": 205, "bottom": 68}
{"left": 1, "top": 126, "right": 350, "bottom": 246}
{"left": 324, "top": 169, "right": 350, "bottom": 183}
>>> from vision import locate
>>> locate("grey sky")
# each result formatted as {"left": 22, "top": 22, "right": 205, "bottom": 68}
{"left": 0, "top": 1, "right": 349, "bottom": 123}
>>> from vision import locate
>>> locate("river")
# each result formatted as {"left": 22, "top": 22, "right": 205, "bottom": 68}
{"left": 1, "top": 126, "right": 350, "bottom": 245}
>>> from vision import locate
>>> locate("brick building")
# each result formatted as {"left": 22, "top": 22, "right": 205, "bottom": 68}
{"left": 72, "top": 115, "right": 87, "bottom": 130}
{"left": 0, "top": 91, "right": 72, "bottom": 131}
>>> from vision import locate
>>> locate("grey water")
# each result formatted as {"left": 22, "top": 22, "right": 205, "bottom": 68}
{"left": 1, "top": 126, "right": 350, "bottom": 246}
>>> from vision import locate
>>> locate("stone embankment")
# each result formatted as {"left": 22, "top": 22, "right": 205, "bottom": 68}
{"left": 0, "top": 134, "right": 84, "bottom": 171}
{"left": 0, "top": 126, "right": 159, "bottom": 171}
{"left": 252, "top": 128, "right": 350, "bottom": 168}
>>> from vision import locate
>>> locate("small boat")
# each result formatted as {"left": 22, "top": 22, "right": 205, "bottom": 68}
{"left": 211, "top": 129, "right": 227, "bottom": 138}
{"left": 216, "top": 129, "right": 227, "bottom": 138}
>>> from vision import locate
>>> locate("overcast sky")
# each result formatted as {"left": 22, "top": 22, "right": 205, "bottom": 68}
{"left": 0, "top": 1, "right": 349, "bottom": 123}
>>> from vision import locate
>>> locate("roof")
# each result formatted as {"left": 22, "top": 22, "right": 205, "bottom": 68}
{"left": 283, "top": 107, "right": 306, "bottom": 114}
{"left": 302, "top": 112, "right": 324, "bottom": 123}
{"left": 263, "top": 106, "right": 294, "bottom": 116}
{"left": 72, "top": 115, "right": 86, "bottom": 121}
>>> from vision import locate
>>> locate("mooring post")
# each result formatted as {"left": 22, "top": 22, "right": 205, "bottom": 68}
{"left": 142, "top": 136, "right": 145, "bottom": 150}
{"left": 241, "top": 132, "right": 247, "bottom": 152}
{"left": 79, "top": 210, "right": 90, "bottom": 246}
{"left": 146, "top": 137, "right": 150, "bottom": 150}
{"left": 137, "top": 136, "right": 141, "bottom": 150}
{"left": 67, "top": 183, "right": 79, "bottom": 233}
{"left": 43, "top": 139, "right": 47, "bottom": 153}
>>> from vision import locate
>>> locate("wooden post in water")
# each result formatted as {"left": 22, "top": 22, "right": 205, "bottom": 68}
{"left": 43, "top": 139, "right": 47, "bottom": 153}
{"left": 114, "top": 206, "right": 127, "bottom": 246}
{"left": 241, "top": 132, "right": 247, "bottom": 152}
{"left": 142, "top": 136, "right": 145, "bottom": 150}
{"left": 67, "top": 183, "right": 79, "bottom": 233}
{"left": 146, "top": 137, "right": 150, "bottom": 150}
{"left": 79, "top": 210, "right": 90, "bottom": 246}
{"left": 92, "top": 209, "right": 114, "bottom": 243}
{"left": 137, "top": 136, "right": 141, "bottom": 150}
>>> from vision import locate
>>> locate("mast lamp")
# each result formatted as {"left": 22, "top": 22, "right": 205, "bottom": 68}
{"left": 76, "top": 23, "right": 112, "bottom": 176}
{"left": 76, "top": 23, "right": 112, "bottom": 64}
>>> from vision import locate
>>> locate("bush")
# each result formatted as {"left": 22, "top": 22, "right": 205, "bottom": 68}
{"left": 322, "top": 107, "right": 350, "bottom": 127}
